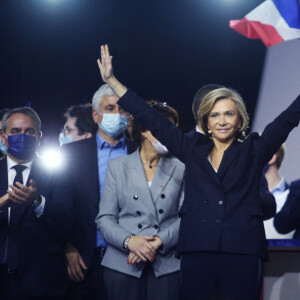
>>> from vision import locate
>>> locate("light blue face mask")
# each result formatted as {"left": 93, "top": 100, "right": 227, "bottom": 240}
{"left": 0, "top": 140, "right": 7, "bottom": 155}
{"left": 99, "top": 113, "right": 128, "bottom": 138}
{"left": 59, "top": 132, "right": 73, "bottom": 146}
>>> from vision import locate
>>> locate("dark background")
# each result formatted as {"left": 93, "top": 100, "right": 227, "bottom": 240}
{"left": 0, "top": 0, "right": 266, "bottom": 149}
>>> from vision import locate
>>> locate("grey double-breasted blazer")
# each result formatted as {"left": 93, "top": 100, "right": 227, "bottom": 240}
{"left": 96, "top": 149, "right": 185, "bottom": 278}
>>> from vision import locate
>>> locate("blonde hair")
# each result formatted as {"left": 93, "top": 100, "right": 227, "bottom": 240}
{"left": 198, "top": 87, "right": 249, "bottom": 139}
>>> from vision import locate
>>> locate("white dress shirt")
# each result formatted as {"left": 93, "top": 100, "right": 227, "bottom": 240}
{"left": 7, "top": 156, "right": 45, "bottom": 218}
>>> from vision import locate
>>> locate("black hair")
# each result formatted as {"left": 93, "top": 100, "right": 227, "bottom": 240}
{"left": 64, "top": 104, "right": 98, "bottom": 135}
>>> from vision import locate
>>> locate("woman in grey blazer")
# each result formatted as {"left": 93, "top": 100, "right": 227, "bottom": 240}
{"left": 96, "top": 101, "right": 184, "bottom": 300}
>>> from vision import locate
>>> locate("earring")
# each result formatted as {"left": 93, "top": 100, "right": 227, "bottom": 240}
{"left": 207, "top": 129, "right": 212, "bottom": 137}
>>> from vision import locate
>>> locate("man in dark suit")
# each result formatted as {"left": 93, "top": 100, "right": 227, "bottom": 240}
{"left": 274, "top": 179, "right": 300, "bottom": 238}
{"left": 0, "top": 107, "right": 72, "bottom": 299}
{"left": 62, "top": 83, "right": 136, "bottom": 300}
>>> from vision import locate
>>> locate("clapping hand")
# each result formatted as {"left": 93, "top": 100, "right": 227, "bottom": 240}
{"left": 8, "top": 179, "right": 38, "bottom": 205}
{"left": 0, "top": 193, "right": 10, "bottom": 208}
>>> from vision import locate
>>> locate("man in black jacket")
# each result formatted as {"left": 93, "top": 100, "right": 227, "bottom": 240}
{"left": 0, "top": 107, "right": 73, "bottom": 299}
{"left": 62, "top": 84, "right": 136, "bottom": 300}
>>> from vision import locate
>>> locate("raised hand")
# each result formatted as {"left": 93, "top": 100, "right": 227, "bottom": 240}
{"left": 8, "top": 179, "right": 38, "bottom": 205}
{"left": 96, "top": 44, "right": 128, "bottom": 98}
{"left": 97, "top": 44, "right": 114, "bottom": 83}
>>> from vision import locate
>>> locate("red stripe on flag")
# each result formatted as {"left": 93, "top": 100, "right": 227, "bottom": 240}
{"left": 230, "top": 17, "right": 284, "bottom": 47}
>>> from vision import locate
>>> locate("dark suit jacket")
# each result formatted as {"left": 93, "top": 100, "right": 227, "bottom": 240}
{"left": 118, "top": 90, "right": 300, "bottom": 260}
{"left": 0, "top": 157, "right": 73, "bottom": 297}
{"left": 61, "top": 134, "right": 136, "bottom": 269}
{"left": 274, "top": 179, "right": 300, "bottom": 238}
{"left": 186, "top": 129, "right": 276, "bottom": 221}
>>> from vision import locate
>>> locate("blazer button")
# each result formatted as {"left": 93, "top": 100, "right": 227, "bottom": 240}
{"left": 203, "top": 200, "right": 209, "bottom": 204}
{"left": 201, "top": 219, "right": 207, "bottom": 223}
{"left": 154, "top": 224, "right": 159, "bottom": 229}
{"left": 216, "top": 219, "right": 221, "bottom": 223}
{"left": 160, "top": 194, "right": 165, "bottom": 199}
{"left": 136, "top": 211, "right": 141, "bottom": 216}
{"left": 159, "top": 209, "right": 164, "bottom": 214}
{"left": 133, "top": 195, "right": 138, "bottom": 200}
{"left": 138, "top": 224, "right": 142, "bottom": 229}
{"left": 218, "top": 201, "right": 223, "bottom": 205}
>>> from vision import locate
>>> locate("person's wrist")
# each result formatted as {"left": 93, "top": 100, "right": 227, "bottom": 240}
{"left": 123, "top": 234, "right": 134, "bottom": 250}
{"left": 106, "top": 76, "right": 118, "bottom": 87}
{"left": 153, "top": 236, "right": 163, "bottom": 249}
{"left": 32, "top": 195, "right": 42, "bottom": 209}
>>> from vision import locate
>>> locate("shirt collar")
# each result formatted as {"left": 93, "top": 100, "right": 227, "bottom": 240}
{"left": 7, "top": 155, "right": 33, "bottom": 170}
{"left": 272, "top": 177, "right": 287, "bottom": 194}
{"left": 96, "top": 132, "right": 126, "bottom": 150}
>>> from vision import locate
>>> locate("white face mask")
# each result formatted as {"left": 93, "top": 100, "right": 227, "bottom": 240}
{"left": 98, "top": 113, "right": 128, "bottom": 138}
{"left": 151, "top": 141, "right": 169, "bottom": 155}
{"left": 59, "top": 132, "right": 73, "bottom": 146}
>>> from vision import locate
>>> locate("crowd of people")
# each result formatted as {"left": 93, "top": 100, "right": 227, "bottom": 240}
{"left": 0, "top": 44, "right": 299, "bottom": 300}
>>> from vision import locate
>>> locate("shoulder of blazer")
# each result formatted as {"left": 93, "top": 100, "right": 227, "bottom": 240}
{"left": 290, "top": 179, "right": 300, "bottom": 191}
{"left": 61, "top": 135, "right": 96, "bottom": 156}
{"left": 108, "top": 149, "right": 138, "bottom": 169}
{"left": 185, "top": 129, "right": 196, "bottom": 138}
{"left": 164, "top": 155, "right": 185, "bottom": 171}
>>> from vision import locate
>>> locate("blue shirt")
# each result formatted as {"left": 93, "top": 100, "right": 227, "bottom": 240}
{"left": 96, "top": 132, "right": 128, "bottom": 247}
{"left": 272, "top": 177, "right": 289, "bottom": 196}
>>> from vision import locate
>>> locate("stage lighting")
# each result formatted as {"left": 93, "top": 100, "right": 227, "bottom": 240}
{"left": 41, "top": 149, "right": 63, "bottom": 168}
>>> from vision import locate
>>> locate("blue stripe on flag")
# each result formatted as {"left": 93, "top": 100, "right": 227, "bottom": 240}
{"left": 272, "top": 0, "right": 300, "bottom": 29}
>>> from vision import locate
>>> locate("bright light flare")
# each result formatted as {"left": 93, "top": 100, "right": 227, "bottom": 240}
{"left": 41, "top": 149, "right": 63, "bottom": 169}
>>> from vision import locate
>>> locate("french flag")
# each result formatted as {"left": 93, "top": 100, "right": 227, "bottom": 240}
{"left": 229, "top": 0, "right": 300, "bottom": 47}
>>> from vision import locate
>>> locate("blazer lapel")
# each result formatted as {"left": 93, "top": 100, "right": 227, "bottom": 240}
{"left": 150, "top": 156, "right": 176, "bottom": 203}
{"left": 126, "top": 150, "right": 157, "bottom": 219}
{"left": 216, "top": 139, "right": 240, "bottom": 180}
{"left": 196, "top": 142, "right": 221, "bottom": 185}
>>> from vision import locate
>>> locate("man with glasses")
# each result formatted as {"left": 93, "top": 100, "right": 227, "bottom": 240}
{"left": 59, "top": 104, "right": 97, "bottom": 146}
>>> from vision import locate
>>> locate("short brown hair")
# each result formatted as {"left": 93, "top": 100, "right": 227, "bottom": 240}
{"left": 275, "top": 144, "right": 285, "bottom": 169}
{"left": 198, "top": 87, "right": 249, "bottom": 139}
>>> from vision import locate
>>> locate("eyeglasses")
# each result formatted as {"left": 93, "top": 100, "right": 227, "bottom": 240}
{"left": 61, "top": 127, "right": 77, "bottom": 135}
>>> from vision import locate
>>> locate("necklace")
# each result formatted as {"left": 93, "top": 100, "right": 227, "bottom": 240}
{"left": 141, "top": 161, "right": 158, "bottom": 169}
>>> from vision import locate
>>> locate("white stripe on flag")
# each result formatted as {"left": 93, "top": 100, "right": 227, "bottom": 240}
{"left": 246, "top": 0, "right": 300, "bottom": 41}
